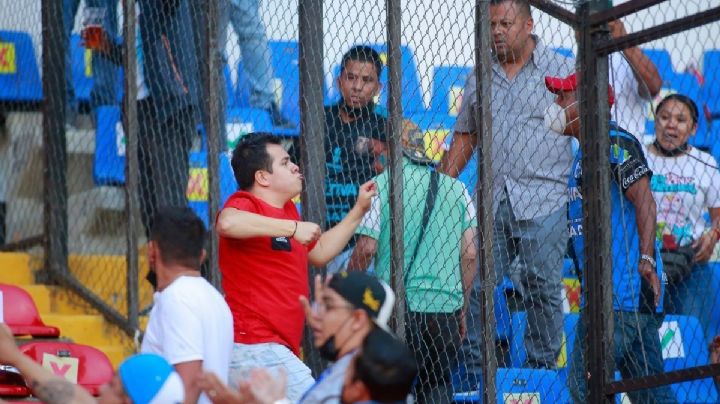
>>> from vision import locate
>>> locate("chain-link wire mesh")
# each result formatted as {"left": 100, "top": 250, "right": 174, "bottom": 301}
{"left": 1, "top": 0, "right": 719, "bottom": 401}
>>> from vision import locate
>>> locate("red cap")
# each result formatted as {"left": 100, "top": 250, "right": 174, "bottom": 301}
{"left": 544, "top": 73, "right": 615, "bottom": 107}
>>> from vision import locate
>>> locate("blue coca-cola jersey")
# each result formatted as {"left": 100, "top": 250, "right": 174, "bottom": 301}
{"left": 568, "top": 123, "right": 664, "bottom": 313}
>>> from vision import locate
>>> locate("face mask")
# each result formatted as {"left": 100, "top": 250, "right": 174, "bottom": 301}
{"left": 146, "top": 268, "right": 158, "bottom": 291}
{"left": 317, "top": 314, "right": 355, "bottom": 361}
{"left": 318, "top": 335, "right": 340, "bottom": 361}
{"left": 544, "top": 102, "right": 567, "bottom": 134}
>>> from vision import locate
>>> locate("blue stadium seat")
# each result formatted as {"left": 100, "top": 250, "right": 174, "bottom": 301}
{"left": 225, "top": 105, "right": 297, "bottom": 139}
{"left": 236, "top": 41, "right": 327, "bottom": 129}
{"left": 495, "top": 282, "right": 512, "bottom": 342}
{"left": 187, "top": 151, "right": 236, "bottom": 228}
{"left": 70, "top": 34, "right": 93, "bottom": 104}
{"left": 327, "top": 43, "right": 426, "bottom": 115}
{"left": 0, "top": 30, "right": 42, "bottom": 102}
{"left": 430, "top": 66, "right": 472, "bottom": 119}
{"left": 643, "top": 49, "right": 674, "bottom": 79}
{"left": 496, "top": 368, "right": 565, "bottom": 403}
{"left": 659, "top": 314, "right": 718, "bottom": 403}
{"left": 701, "top": 50, "right": 720, "bottom": 118}
{"left": 711, "top": 130, "right": 720, "bottom": 163}
{"left": 94, "top": 106, "right": 125, "bottom": 185}
{"left": 453, "top": 368, "right": 565, "bottom": 403}
{"left": 670, "top": 263, "right": 720, "bottom": 345}
{"left": 94, "top": 106, "right": 237, "bottom": 225}
{"left": 509, "top": 312, "right": 579, "bottom": 369}
{"left": 224, "top": 63, "right": 236, "bottom": 110}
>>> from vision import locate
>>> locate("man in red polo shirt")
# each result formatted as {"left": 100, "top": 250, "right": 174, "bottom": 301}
{"left": 216, "top": 132, "right": 376, "bottom": 400}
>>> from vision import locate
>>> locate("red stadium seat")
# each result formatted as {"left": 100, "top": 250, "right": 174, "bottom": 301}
{"left": 20, "top": 341, "right": 114, "bottom": 396}
{"left": 0, "top": 284, "right": 60, "bottom": 338}
{"left": 0, "top": 365, "right": 30, "bottom": 398}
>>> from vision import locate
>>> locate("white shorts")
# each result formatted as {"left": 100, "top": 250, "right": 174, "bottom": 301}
{"left": 228, "top": 342, "right": 315, "bottom": 401}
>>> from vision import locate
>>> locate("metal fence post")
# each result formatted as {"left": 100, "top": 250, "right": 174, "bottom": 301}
{"left": 206, "top": 0, "right": 222, "bottom": 289}
{"left": 386, "top": 0, "right": 406, "bottom": 341}
{"left": 475, "top": 1, "right": 496, "bottom": 402}
{"left": 41, "top": 0, "right": 68, "bottom": 280}
{"left": 298, "top": 0, "right": 326, "bottom": 375}
{"left": 578, "top": 0, "right": 613, "bottom": 402}
{"left": 123, "top": 0, "right": 140, "bottom": 333}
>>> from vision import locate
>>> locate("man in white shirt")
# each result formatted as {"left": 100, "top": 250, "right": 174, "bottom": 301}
{"left": 142, "top": 206, "right": 234, "bottom": 404}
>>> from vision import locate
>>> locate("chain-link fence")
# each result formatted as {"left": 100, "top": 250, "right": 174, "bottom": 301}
{"left": 1, "top": 0, "right": 719, "bottom": 402}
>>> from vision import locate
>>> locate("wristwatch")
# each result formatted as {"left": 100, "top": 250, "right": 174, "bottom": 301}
{"left": 640, "top": 254, "right": 656, "bottom": 269}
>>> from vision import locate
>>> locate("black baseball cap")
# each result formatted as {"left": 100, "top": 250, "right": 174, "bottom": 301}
{"left": 328, "top": 271, "right": 395, "bottom": 331}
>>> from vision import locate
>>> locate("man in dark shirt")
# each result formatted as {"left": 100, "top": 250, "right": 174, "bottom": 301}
{"left": 324, "top": 46, "right": 388, "bottom": 272}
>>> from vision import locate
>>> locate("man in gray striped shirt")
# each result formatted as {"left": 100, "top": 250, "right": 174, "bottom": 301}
{"left": 438, "top": 0, "right": 574, "bottom": 384}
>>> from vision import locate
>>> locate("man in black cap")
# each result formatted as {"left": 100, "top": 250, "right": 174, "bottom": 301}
{"left": 298, "top": 271, "right": 395, "bottom": 403}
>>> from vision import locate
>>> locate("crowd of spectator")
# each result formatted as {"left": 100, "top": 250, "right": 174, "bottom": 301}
{"left": 3, "top": 0, "right": 717, "bottom": 403}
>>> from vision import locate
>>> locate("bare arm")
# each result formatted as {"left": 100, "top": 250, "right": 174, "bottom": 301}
{"left": 625, "top": 176, "right": 657, "bottom": 258}
{"left": 216, "top": 208, "right": 320, "bottom": 245}
{"left": 692, "top": 207, "right": 720, "bottom": 263}
{"left": 308, "top": 181, "right": 377, "bottom": 267}
{"left": 460, "top": 227, "right": 478, "bottom": 311}
{"left": 346, "top": 235, "right": 378, "bottom": 271}
{"left": 625, "top": 176, "right": 660, "bottom": 306}
{"left": 609, "top": 20, "right": 662, "bottom": 98}
{"left": 0, "top": 325, "right": 95, "bottom": 404}
{"left": 175, "top": 360, "right": 203, "bottom": 404}
{"left": 309, "top": 206, "right": 366, "bottom": 267}
{"left": 438, "top": 132, "right": 477, "bottom": 178}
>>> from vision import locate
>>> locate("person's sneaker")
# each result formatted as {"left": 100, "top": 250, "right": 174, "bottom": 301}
{"left": 267, "top": 102, "right": 295, "bottom": 129}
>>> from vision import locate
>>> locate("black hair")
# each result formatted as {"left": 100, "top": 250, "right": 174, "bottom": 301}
{"left": 230, "top": 132, "right": 283, "bottom": 190}
{"left": 655, "top": 93, "right": 699, "bottom": 124}
{"left": 490, "top": 0, "right": 532, "bottom": 18}
{"left": 340, "top": 46, "right": 383, "bottom": 79}
{"left": 150, "top": 207, "right": 206, "bottom": 269}
{"left": 353, "top": 328, "right": 418, "bottom": 402}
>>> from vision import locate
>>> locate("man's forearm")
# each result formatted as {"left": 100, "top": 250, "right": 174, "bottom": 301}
{"left": 438, "top": 132, "right": 477, "bottom": 178}
{"left": 15, "top": 356, "right": 95, "bottom": 404}
{"left": 637, "top": 199, "right": 657, "bottom": 257}
{"left": 460, "top": 229, "right": 478, "bottom": 310}
{"left": 627, "top": 180, "right": 657, "bottom": 257}
{"left": 309, "top": 206, "right": 365, "bottom": 266}
{"left": 216, "top": 209, "right": 295, "bottom": 239}
{"left": 623, "top": 46, "right": 662, "bottom": 98}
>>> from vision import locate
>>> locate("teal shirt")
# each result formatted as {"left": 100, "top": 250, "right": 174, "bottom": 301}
{"left": 356, "top": 159, "right": 475, "bottom": 313}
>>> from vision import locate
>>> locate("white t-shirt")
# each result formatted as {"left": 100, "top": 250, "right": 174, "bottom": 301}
{"left": 647, "top": 147, "right": 720, "bottom": 247}
{"left": 609, "top": 52, "right": 651, "bottom": 141}
{"left": 142, "top": 276, "right": 233, "bottom": 404}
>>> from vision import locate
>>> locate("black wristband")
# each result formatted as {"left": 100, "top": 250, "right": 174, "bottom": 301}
{"left": 291, "top": 221, "right": 298, "bottom": 238}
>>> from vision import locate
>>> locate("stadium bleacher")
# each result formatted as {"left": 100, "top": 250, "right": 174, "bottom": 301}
{"left": 0, "top": 30, "right": 42, "bottom": 103}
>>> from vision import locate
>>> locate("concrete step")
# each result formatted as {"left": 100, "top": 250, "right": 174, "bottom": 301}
{"left": 0, "top": 253, "right": 33, "bottom": 285}
{"left": 41, "top": 314, "right": 126, "bottom": 348}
